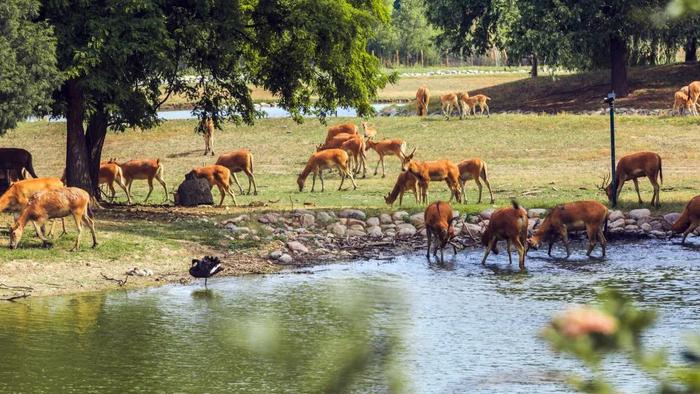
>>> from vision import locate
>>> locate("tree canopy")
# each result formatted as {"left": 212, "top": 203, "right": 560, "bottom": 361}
{"left": 39, "top": 0, "right": 394, "bottom": 195}
{"left": 0, "top": 0, "right": 60, "bottom": 134}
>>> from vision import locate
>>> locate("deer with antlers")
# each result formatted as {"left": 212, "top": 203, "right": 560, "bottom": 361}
{"left": 120, "top": 158, "right": 168, "bottom": 203}
{"left": 440, "top": 93, "right": 459, "bottom": 119}
{"left": 401, "top": 148, "right": 462, "bottom": 203}
{"left": 671, "top": 195, "right": 700, "bottom": 245}
{"left": 481, "top": 201, "right": 529, "bottom": 271}
{"left": 597, "top": 151, "right": 662, "bottom": 208}
{"left": 297, "top": 149, "right": 357, "bottom": 192}
{"left": 384, "top": 171, "right": 419, "bottom": 207}
{"left": 528, "top": 201, "right": 609, "bottom": 259}
{"left": 416, "top": 85, "right": 430, "bottom": 116}
{"left": 425, "top": 201, "right": 459, "bottom": 262}
{"left": 457, "top": 158, "right": 494, "bottom": 204}
{"left": 215, "top": 149, "right": 258, "bottom": 195}
{"left": 365, "top": 138, "right": 406, "bottom": 178}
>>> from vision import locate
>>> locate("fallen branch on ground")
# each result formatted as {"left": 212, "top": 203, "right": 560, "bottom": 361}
{"left": 100, "top": 273, "right": 129, "bottom": 287}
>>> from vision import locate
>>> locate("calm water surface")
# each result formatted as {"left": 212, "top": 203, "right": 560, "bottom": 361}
{"left": 1, "top": 239, "right": 699, "bottom": 393}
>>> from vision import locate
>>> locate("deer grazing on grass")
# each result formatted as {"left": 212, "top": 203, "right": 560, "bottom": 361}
{"left": 597, "top": 151, "right": 662, "bottom": 208}
{"left": 527, "top": 201, "right": 608, "bottom": 259}
{"left": 202, "top": 117, "right": 215, "bottom": 156}
{"left": 99, "top": 160, "right": 131, "bottom": 204}
{"left": 481, "top": 201, "right": 529, "bottom": 271}
{"left": 0, "top": 148, "right": 38, "bottom": 181}
{"left": 440, "top": 93, "right": 459, "bottom": 119}
{"left": 364, "top": 138, "right": 406, "bottom": 177}
{"left": 401, "top": 149, "right": 462, "bottom": 203}
{"left": 457, "top": 158, "right": 494, "bottom": 204}
{"left": 425, "top": 201, "right": 459, "bottom": 262}
{"left": 215, "top": 149, "right": 258, "bottom": 195}
{"left": 416, "top": 85, "right": 430, "bottom": 116}
{"left": 671, "top": 195, "right": 700, "bottom": 245}
{"left": 317, "top": 133, "right": 355, "bottom": 151}
{"left": 688, "top": 81, "right": 700, "bottom": 115}
{"left": 297, "top": 149, "right": 357, "bottom": 192}
{"left": 0, "top": 177, "right": 67, "bottom": 237}
{"left": 9, "top": 187, "right": 97, "bottom": 251}
{"left": 120, "top": 159, "right": 168, "bottom": 203}
{"left": 384, "top": 171, "right": 419, "bottom": 207}
{"left": 188, "top": 165, "right": 238, "bottom": 206}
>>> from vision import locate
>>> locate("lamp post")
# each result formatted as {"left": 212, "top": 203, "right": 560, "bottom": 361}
{"left": 604, "top": 91, "right": 617, "bottom": 207}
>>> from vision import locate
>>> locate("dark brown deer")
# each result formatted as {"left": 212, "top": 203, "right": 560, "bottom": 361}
{"left": 527, "top": 201, "right": 609, "bottom": 258}
{"left": 0, "top": 148, "right": 38, "bottom": 181}
{"left": 424, "top": 201, "right": 458, "bottom": 262}
{"left": 671, "top": 195, "right": 700, "bottom": 244}
{"left": 481, "top": 201, "right": 529, "bottom": 271}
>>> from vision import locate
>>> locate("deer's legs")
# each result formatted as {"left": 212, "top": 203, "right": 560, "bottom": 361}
{"left": 547, "top": 242, "right": 554, "bottom": 256}
{"left": 155, "top": 175, "right": 168, "bottom": 202}
{"left": 515, "top": 238, "right": 526, "bottom": 271}
{"left": 83, "top": 212, "right": 97, "bottom": 248}
{"left": 460, "top": 180, "right": 467, "bottom": 204}
{"left": 475, "top": 179, "right": 483, "bottom": 203}
{"left": 585, "top": 225, "right": 597, "bottom": 256}
{"left": 426, "top": 228, "right": 432, "bottom": 259}
{"left": 32, "top": 220, "right": 51, "bottom": 247}
{"left": 560, "top": 228, "right": 571, "bottom": 258}
{"left": 483, "top": 177, "right": 494, "bottom": 204}
{"left": 231, "top": 172, "right": 245, "bottom": 194}
{"left": 70, "top": 212, "right": 83, "bottom": 251}
{"left": 632, "top": 178, "right": 643, "bottom": 204}
{"left": 682, "top": 223, "right": 698, "bottom": 244}
{"left": 649, "top": 175, "right": 660, "bottom": 207}
{"left": 144, "top": 179, "right": 154, "bottom": 202}
{"left": 310, "top": 171, "right": 317, "bottom": 192}
{"left": 381, "top": 157, "right": 386, "bottom": 178}
{"left": 482, "top": 238, "right": 495, "bottom": 265}
{"left": 598, "top": 227, "right": 607, "bottom": 257}
{"left": 244, "top": 170, "right": 258, "bottom": 195}
{"left": 216, "top": 185, "right": 225, "bottom": 206}
{"left": 506, "top": 239, "right": 513, "bottom": 265}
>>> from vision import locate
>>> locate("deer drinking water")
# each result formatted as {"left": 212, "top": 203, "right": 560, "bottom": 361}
{"left": 671, "top": 195, "right": 700, "bottom": 245}
{"left": 481, "top": 201, "right": 529, "bottom": 271}
{"left": 527, "top": 201, "right": 609, "bottom": 259}
{"left": 424, "top": 201, "right": 458, "bottom": 262}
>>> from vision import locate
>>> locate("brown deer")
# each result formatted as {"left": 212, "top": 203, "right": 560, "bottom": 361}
{"left": 0, "top": 148, "right": 38, "bottom": 181}
{"left": 401, "top": 149, "right": 462, "bottom": 203}
{"left": 317, "top": 133, "right": 355, "bottom": 151}
{"left": 688, "top": 81, "right": 700, "bottom": 115}
{"left": 99, "top": 160, "right": 132, "bottom": 204}
{"left": 459, "top": 96, "right": 478, "bottom": 118}
{"left": 481, "top": 200, "right": 529, "bottom": 271}
{"left": 416, "top": 85, "right": 430, "bottom": 116}
{"left": 440, "top": 93, "right": 459, "bottom": 119}
{"left": 471, "top": 94, "right": 491, "bottom": 117}
{"left": 9, "top": 187, "right": 97, "bottom": 251}
{"left": 215, "top": 149, "right": 258, "bottom": 195}
{"left": 188, "top": 165, "right": 237, "bottom": 206}
{"left": 681, "top": 85, "right": 700, "bottom": 114}
{"left": 202, "top": 117, "right": 215, "bottom": 156}
{"left": 424, "top": 201, "right": 459, "bottom": 262}
{"left": 325, "top": 123, "right": 358, "bottom": 145}
{"left": 527, "top": 201, "right": 609, "bottom": 259}
{"left": 297, "top": 149, "right": 357, "bottom": 192}
{"left": 365, "top": 138, "right": 406, "bottom": 177}
{"left": 120, "top": 159, "right": 168, "bottom": 203}
{"left": 340, "top": 134, "right": 368, "bottom": 178}
{"left": 457, "top": 158, "right": 494, "bottom": 204}
{"left": 456, "top": 92, "right": 471, "bottom": 118}
{"left": 0, "top": 177, "right": 66, "bottom": 237}
{"left": 384, "top": 171, "right": 419, "bottom": 207}
{"left": 597, "top": 151, "right": 662, "bottom": 208}
{"left": 673, "top": 90, "right": 692, "bottom": 116}
{"left": 360, "top": 121, "right": 377, "bottom": 139}
{"left": 671, "top": 195, "right": 700, "bottom": 244}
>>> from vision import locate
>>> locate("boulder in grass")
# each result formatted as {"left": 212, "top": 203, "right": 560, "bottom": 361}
{"left": 174, "top": 173, "right": 213, "bottom": 206}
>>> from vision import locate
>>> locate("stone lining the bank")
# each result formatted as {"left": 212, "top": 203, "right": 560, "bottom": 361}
{"left": 218, "top": 207, "right": 697, "bottom": 266}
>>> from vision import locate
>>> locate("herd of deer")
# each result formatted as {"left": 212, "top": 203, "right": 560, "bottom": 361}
{"left": 1, "top": 82, "right": 699, "bottom": 259}
{"left": 415, "top": 85, "right": 491, "bottom": 119}
{"left": 672, "top": 81, "right": 700, "bottom": 116}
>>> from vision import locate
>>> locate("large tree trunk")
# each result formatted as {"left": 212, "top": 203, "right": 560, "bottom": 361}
{"left": 685, "top": 37, "right": 698, "bottom": 63}
{"left": 610, "top": 34, "right": 629, "bottom": 97}
{"left": 85, "top": 109, "right": 108, "bottom": 199}
{"left": 64, "top": 79, "right": 93, "bottom": 193}
{"left": 530, "top": 53, "right": 538, "bottom": 78}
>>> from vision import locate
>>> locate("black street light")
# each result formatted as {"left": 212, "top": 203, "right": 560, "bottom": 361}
{"left": 604, "top": 91, "right": 617, "bottom": 207}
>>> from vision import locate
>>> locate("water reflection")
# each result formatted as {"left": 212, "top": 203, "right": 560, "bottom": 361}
{"left": 0, "top": 239, "right": 698, "bottom": 393}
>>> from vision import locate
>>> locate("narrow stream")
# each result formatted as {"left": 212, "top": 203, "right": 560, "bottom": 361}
{"left": 0, "top": 239, "right": 698, "bottom": 393}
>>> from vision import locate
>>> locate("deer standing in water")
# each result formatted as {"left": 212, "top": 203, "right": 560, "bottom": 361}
{"left": 481, "top": 201, "right": 529, "bottom": 271}
{"left": 424, "top": 201, "right": 458, "bottom": 262}
{"left": 671, "top": 195, "right": 700, "bottom": 245}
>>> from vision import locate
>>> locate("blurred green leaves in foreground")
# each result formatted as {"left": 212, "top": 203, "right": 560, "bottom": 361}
{"left": 543, "top": 290, "right": 700, "bottom": 393}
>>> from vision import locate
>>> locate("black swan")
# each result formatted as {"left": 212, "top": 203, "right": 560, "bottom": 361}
{"left": 189, "top": 256, "right": 223, "bottom": 287}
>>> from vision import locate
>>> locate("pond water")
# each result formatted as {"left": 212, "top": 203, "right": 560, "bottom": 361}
{"left": 1, "top": 239, "right": 699, "bottom": 393}
{"left": 38, "top": 104, "right": 392, "bottom": 122}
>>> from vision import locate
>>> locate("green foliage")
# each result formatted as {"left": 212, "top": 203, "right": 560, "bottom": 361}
{"left": 0, "top": 0, "right": 61, "bottom": 134}
{"left": 543, "top": 290, "right": 700, "bottom": 394}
